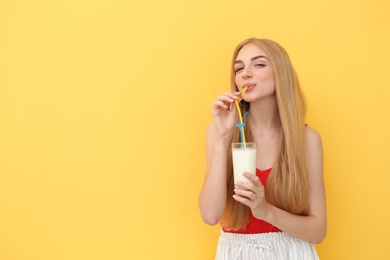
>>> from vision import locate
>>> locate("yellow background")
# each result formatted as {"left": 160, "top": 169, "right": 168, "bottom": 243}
{"left": 1, "top": 0, "right": 389, "bottom": 259}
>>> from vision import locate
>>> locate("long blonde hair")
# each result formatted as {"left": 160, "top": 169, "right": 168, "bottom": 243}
{"left": 221, "top": 38, "right": 309, "bottom": 230}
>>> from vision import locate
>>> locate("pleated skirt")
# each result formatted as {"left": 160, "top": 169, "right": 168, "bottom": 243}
{"left": 216, "top": 230, "right": 319, "bottom": 260}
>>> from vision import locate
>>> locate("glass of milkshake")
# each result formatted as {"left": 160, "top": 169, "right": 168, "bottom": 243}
{"left": 232, "top": 142, "right": 257, "bottom": 185}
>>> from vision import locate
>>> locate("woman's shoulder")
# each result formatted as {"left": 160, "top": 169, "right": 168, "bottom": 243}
{"left": 304, "top": 124, "right": 322, "bottom": 143}
{"left": 304, "top": 125, "right": 323, "bottom": 162}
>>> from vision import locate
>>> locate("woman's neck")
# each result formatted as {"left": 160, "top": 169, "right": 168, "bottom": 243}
{"left": 248, "top": 95, "right": 281, "bottom": 134}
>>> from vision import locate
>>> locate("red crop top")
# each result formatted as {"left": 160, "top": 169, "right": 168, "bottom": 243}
{"left": 222, "top": 168, "right": 281, "bottom": 234}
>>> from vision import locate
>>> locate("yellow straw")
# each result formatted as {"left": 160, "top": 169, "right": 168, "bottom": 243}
{"left": 234, "top": 87, "right": 248, "bottom": 148}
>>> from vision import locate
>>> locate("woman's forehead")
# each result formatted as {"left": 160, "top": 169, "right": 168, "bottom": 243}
{"left": 236, "top": 43, "right": 268, "bottom": 60}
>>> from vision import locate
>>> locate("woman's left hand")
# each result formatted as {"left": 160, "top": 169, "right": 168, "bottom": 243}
{"left": 233, "top": 172, "right": 271, "bottom": 221}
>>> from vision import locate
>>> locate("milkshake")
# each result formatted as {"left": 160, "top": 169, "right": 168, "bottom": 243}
{"left": 232, "top": 142, "right": 257, "bottom": 184}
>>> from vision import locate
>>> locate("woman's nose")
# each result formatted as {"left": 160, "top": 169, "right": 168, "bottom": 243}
{"left": 241, "top": 68, "right": 252, "bottom": 79}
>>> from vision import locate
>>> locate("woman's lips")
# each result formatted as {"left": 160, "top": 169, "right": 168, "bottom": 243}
{"left": 243, "top": 84, "right": 256, "bottom": 91}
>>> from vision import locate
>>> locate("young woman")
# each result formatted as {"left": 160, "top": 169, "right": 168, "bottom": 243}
{"left": 199, "top": 38, "right": 326, "bottom": 259}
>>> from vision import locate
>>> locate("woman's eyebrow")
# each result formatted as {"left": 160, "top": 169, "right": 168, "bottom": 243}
{"left": 251, "top": 55, "right": 268, "bottom": 61}
{"left": 234, "top": 55, "right": 268, "bottom": 64}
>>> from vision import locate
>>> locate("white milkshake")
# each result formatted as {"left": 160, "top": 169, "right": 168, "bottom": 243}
{"left": 232, "top": 142, "right": 257, "bottom": 184}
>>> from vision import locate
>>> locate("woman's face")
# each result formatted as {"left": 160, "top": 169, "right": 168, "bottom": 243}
{"left": 234, "top": 43, "right": 275, "bottom": 102}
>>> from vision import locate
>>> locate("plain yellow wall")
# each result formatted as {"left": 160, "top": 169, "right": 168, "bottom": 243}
{"left": 1, "top": 0, "right": 389, "bottom": 259}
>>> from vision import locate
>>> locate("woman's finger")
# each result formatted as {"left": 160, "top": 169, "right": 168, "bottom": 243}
{"left": 232, "top": 194, "right": 252, "bottom": 208}
{"left": 234, "top": 188, "right": 256, "bottom": 200}
{"left": 243, "top": 173, "right": 263, "bottom": 188}
{"left": 219, "top": 92, "right": 239, "bottom": 100}
{"left": 216, "top": 96, "right": 237, "bottom": 105}
{"left": 213, "top": 100, "right": 229, "bottom": 110}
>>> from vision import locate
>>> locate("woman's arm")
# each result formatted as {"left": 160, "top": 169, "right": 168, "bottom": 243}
{"left": 233, "top": 126, "right": 327, "bottom": 243}
{"left": 198, "top": 124, "right": 230, "bottom": 225}
{"left": 199, "top": 92, "right": 240, "bottom": 225}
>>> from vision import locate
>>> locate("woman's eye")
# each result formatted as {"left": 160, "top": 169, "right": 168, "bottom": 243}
{"left": 235, "top": 67, "right": 243, "bottom": 73}
{"left": 255, "top": 63, "right": 266, "bottom": 68}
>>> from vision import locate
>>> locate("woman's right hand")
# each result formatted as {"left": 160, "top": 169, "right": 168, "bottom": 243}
{"left": 212, "top": 91, "right": 241, "bottom": 139}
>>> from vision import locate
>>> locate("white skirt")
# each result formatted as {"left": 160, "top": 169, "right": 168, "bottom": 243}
{"left": 216, "top": 230, "right": 319, "bottom": 260}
